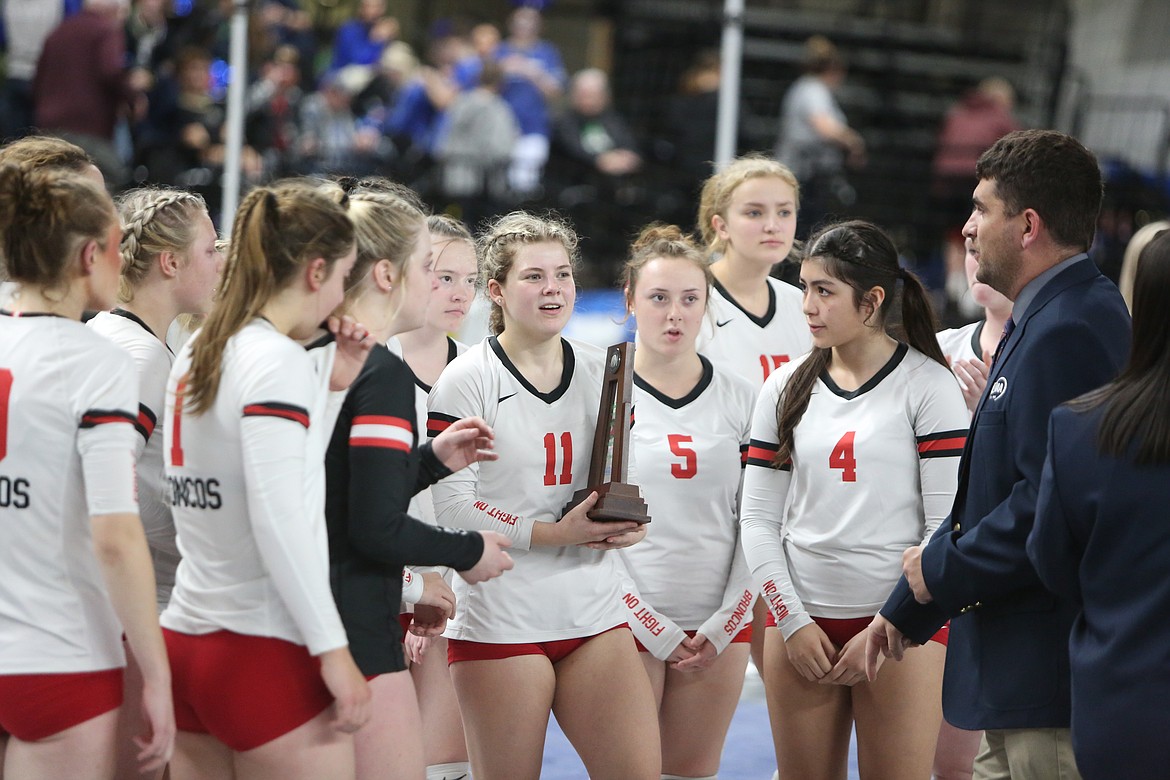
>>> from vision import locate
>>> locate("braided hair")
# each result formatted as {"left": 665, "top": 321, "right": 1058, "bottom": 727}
{"left": 116, "top": 187, "right": 209, "bottom": 303}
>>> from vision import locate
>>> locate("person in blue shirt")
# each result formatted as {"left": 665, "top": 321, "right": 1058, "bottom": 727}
{"left": 330, "top": 0, "right": 397, "bottom": 71}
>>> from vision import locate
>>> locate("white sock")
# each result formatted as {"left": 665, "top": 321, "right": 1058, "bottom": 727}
{"left": 426, "top": 762, "right": 471, "bottom": 780}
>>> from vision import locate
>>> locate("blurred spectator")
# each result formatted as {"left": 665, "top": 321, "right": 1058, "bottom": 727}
{"left": 33, "top": 0, "right": 144, "bottom": 187}
{"left": 931, "top": 77, "right": 1019, "bottom": 312}
{"left": 456, "top": 6, "right": 565, "bottom": 197}
{"left": 139, "top": 46, "right": 261, "bottom": 207}
{"left": 258, "top": 0, "right": 316, "bottom": 86}
{"left": 553, "top": 68, "right": 642, "bottom": 178}
{"left": 1, "top": 0, "right": 80, "bottom": 141}
{"left": 297, "top": 66, "right": 392, "bottom": 177}
{"left": 662, "top": 50, "right": 721, "bottom": 201}
{"left": 125, "top": 0, "right": 170, "bottom": 71}
{"left": 774, "top": 35, "right": 866, "bottom": 237}
{"left": 351, "top": 40, "right": 418, "bottom": 129}
{"left": 246, "top": 43, "right": 305, "bottom": 177}
{"left": 435, "top": 59, "right": 518, "bottom": 229}
{"left": 469, "top": 21, "right": 501, "bottom": 60}
{"left": 330, "top": 0, "right": 397, "bottom": 71}
{"left": 383, "top": 33, "right": 467, "bottom": 184}
{"left": 550, "top": 68, "right": 647, "bottom": 285}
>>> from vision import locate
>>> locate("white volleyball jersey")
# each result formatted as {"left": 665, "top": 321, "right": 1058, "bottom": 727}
{"left": 618, "top": 358, "right": 757, "bottom": 659}
{"left": 388, "top": 336, "right": 469, "bottom": 601}
{"left": 161, "top": 318, "right": 348, "bottom": 656}
{"left": 428, "top": 336, "right": 626, "bottom": 643}
{"left": 89, "top": 309, "right": 179, "bottom": 610}
{"left": 387, "top": 336, "right": 468, "bottom": 529}
{"left": 936, "top": 320, "right": 983, "bottom": 367}
{"left": 740, "top": 344, "right": 969, "bottom": 639}
{"left": 696, "top": 277, "right": 811, "bottom": 392}
{"left": 0, "top": 314, "right": 139, "bottom": 673}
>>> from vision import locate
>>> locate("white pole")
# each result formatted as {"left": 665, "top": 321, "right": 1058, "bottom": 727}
{"left": 715, "top": 0, "right": 745, "bottom": 169}
{"left": 220, "top": 0, "right": 250, "bottom": 231}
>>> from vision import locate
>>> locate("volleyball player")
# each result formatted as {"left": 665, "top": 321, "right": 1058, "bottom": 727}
{"left": 0, "top": 136, "right": 104, "bottom": 310}
{"left": 427, "top": 212, "right": 660, "bottom": 780}
{"left": 320, "top": 182, "right": 513, "bottom": 780}
{"left": 87, "top": 187, "right": 223, "bottom": 780}
{"left": 618, "top": 224, "right": 757, "bottom": 780}
{"left": 740, "top": 221, "right": 969, "bottom": 780}
{"left": 695, "top": 155, "right": 811, "bottom": 388}
{"left": 935, "top": 238, "right": 1013, "bottom": 415}
{"left": 0, "top": 164, "right": 174, "bottom": 778}
{"left": 392, "top": 214, "right": 480, "bottom": 780}
{"left": 162, "top": 180, "right": 373, "bottom": 779}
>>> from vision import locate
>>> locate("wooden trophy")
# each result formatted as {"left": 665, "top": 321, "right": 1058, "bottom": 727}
{"left": 562, "top": 342, "right": 651, "bottom": 524}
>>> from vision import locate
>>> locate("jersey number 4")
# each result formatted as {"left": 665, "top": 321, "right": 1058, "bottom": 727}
{"left": 759, "top": 355, "right": 790, "bottom": 381}
{"left": 829, "top": 431, "right": 857, "bottom": 482}
{"left": 0, "top": 368, "right": 11, "bottom": 462}
{"left": 667, "top": 434, "right": 697, "bottom": 479}
{"left": 542, "top": 431, "right": 573, "bottom": 486}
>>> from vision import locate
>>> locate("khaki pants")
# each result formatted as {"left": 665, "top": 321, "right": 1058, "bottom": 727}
{"left": 973, "top": 728, "right": 1081, "bottom": 780}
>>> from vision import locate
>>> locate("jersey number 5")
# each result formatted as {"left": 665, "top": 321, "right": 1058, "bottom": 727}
{"left": 829, "top": 431, "right": 857, "bottom": 482}
{"left": 667, "top": 434, "right": 697, "bottom": 479}
{"left": 542, "top": 431, "right": 573, "bottom": 486}
{"left": 0, "top": 368, "right": 12, "bottom": 462}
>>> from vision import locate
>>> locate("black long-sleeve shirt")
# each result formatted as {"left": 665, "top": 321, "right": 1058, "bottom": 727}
{"left": 321, "top": 342, "right": 483, "bottom": 674}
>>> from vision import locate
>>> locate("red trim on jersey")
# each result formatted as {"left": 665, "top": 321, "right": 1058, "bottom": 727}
{"left": 349, "top": 414, "right": 413, "bottom": 451}
{"left": 79, "top": 409, "right": 137, "bottom": 428}
{"left": 427, "top": 412, "right": 458, "bottom": 438}
{"left": 242, "top": 402, "right": 310, "bottom": 428}
{"left": 135, "top": 403, "right": 158, "bottom": 442}
{"left": 916, "top": 429, "right": 967, "bottom": 458}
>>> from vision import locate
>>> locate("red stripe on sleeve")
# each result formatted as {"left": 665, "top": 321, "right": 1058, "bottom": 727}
{"left": 352, "top": 414, "right": 412, "bottom": 432}
{"left": 242, "top": 404, "right": 310, "bottom": 428}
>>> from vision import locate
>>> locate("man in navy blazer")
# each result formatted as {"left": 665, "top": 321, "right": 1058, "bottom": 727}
{"left": 865, "top": 129, "right": 1131, "bottom": 779}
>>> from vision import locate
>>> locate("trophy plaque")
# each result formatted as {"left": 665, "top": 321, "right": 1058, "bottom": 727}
{"left": 562, "top": 342, "right": 651, "bottom": 524}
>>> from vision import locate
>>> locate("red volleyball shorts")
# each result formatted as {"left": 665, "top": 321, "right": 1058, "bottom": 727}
{"left": 764, "top": 613, "right": 948, "bottom": 646}
{"left": 633, "top": 625, "right": 753, "bottom": 654}
{"left": 164, "top": 629, "right": 334, "bottom": 751}
{"left": 448, "top": 625, "right": 629, "bottom": 665}
{"left": 0, "top": 668, "right": 123, "bottom": 741}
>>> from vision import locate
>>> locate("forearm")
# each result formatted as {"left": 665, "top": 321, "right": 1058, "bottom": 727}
{"left": 92, "top": 513, "right": 170, "bottom": 684}
{"left": 431, "top": 468, "right": 536, "bottom": 550}
{"left": 699, "top": 541, "right": 757, "bottom": 655}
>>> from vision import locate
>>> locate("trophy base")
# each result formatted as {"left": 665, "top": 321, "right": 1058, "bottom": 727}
{"left": 563, "top": 482, "right": 651, "bottom": 524}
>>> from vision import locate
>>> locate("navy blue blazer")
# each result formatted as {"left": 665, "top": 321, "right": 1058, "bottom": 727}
{"left": 879, "top": 255, "right": 1131, "bottom": 730}
{"left": 1027, "top": 405, "right": 1170, "bottom": 780}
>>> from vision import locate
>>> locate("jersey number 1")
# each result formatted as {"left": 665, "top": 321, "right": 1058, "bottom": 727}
{"left": 0, "top": 368, "right": 11, "bottom": 462}
{"left": 543, "top": 431, "right": 573, "bottom": 486}
{"left": 170, "top": 377, "right": 187, "bottom": 467}
{"left": 759, "top": 354, "right": 790, "bottom": 381}
{"left": 829, "top": 431, "right": 857, "bottom": 482}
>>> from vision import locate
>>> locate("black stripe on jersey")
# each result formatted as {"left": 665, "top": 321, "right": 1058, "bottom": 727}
{"left": 242, "top": 401, "right": 310, "bottom": 428}
{"left": 916, "top": 429, "right": 968, "bottom": 459}
{"left": 110, "top": 307, "right": 158, "bottom": 339}
{"left": 713, "top": 278, "right": 776, "bottom": 328}
{"left": 427, "top": 411, "right": 460, "bottom": 438}
{"left": 135, "top": 403, "right": 158, "bottom": 442}
{"left": 489, "top": 336, "right": 576, "bottom": 404}
{"left": 968, "top": 320, "right": 986, "bottom": 360}
{"left": 415, "top": 338, "right": 459, "bottom": 394}
{"left": 820, "top": 343, "right": 908, "bottom": 400}
{"left": 633, "top": 356, "right": 714, "bottom": 409}
{"left": 746, "top": 438, "right": 790, "bottom": 470}
{"left": 80, "top": 409, "right": 137, "bottom": 428}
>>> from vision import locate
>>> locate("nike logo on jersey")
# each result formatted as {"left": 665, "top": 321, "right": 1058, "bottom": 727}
{"left": 498, "top": 392, "right": 517, "bottom": 403}
{"left": 715, "top": 319, "right": 734, "bottom": 327}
